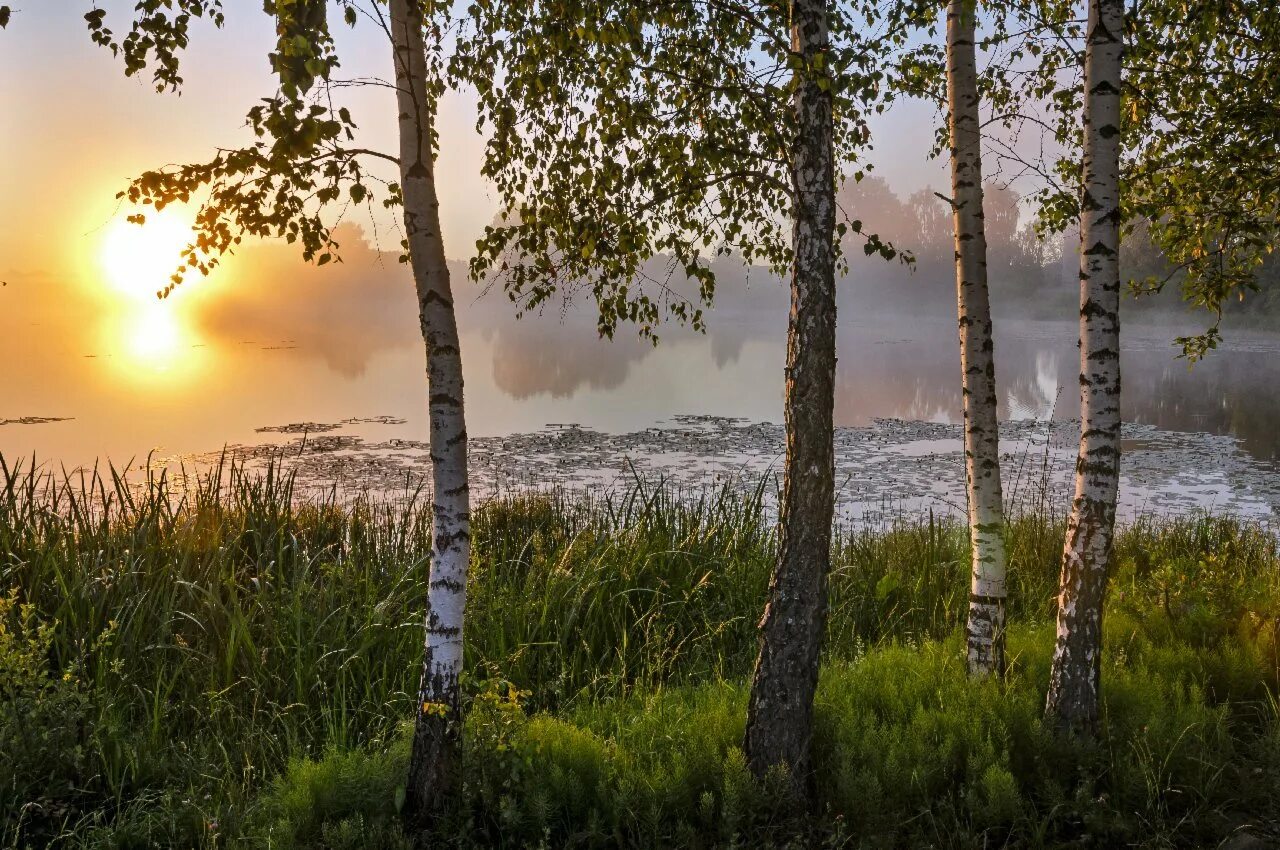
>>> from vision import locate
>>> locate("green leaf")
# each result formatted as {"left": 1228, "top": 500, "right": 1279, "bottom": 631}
{"left": 874, "top": 573, "right": 901, "bottom": 602}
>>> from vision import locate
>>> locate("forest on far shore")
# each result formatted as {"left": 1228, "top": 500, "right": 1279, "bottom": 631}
{"left": 824, "top": 175, "right": 1280, "bottom": 325}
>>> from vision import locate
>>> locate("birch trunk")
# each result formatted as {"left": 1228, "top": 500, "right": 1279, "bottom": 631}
{"left": 389, "top": 0, "right": 471, "bottom": 823}
{"left": 743, "top": 0, "right": 837, "bottom": 797}
{"left": 946, "top": 0, "right": 1007, "bottom": 678}
{"left": 1044, "top": 0, "right": 1124, "bottom": 737}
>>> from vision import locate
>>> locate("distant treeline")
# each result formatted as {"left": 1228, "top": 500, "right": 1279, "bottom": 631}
{"left": 549, "top": 174, "right": 1280, "bottom": 329}
{"left": 832, "top": 175, "right": 1280, "bottom": 326}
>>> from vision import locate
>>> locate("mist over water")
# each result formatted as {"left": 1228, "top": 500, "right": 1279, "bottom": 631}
{"left": 2, "top": 221, "right": 1276, "bottom": 522}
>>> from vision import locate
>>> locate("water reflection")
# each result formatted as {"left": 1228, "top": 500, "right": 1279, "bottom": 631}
{"left": 1006, "top": 351, "right": 1063, "bottom": 422}
{"left": 473, "top": 313, "right": 1280, "bottom": 462}
{"left": 3, "top": 229, "right": 1279, "bottom": 467}
{"left": 189, "top": 227, "right": 420, "bottom": 378}
{"left": 1113, "top": 341, "right": 1280, "bottom": 461}
{"left": 485, "top": 318, "right": 650, "bottom": 399}
{"left": 120, "top": 304, "right": 184, "bottom": 365}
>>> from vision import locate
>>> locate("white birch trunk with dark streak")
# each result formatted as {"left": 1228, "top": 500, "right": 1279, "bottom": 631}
{"left": 946, "top": 0, "right": 1007, "bottom": 678}
{"left": 389, "top": 0, "right": 471, "bottom": 823}
{"left": 1045, "top": 0, "right": 1124, "bottom": 736}
{"left": 743, "top": 0, "right": 837, "bottom": 797}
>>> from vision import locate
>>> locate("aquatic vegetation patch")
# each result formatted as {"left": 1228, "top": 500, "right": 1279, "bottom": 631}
{"left": 0, "top": 416, "right": 73, "bottom": 426}
{"left": 175, "top": 415, "right": 1280, "bottom": 527}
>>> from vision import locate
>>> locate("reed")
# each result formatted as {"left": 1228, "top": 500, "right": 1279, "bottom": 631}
{"left": 3, "top": 454, "right": 1278, "bottom": 847}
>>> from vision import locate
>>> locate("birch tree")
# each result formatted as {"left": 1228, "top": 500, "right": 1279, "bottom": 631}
{"left": 458, "top": 0, "right": 902, "bottom": 796}
{"left": 1044, "top": 0, "right": 1124, "bottom": 735}
{"left": 385, "top": 0, "right": 471, "bottom": 824}
{"left": 1040, "top": 0, "right": 1278, "bottom": 732}
{"left": 981, "top": 0, "right": 1275, "bottom": 732}
{"left": 891, "top": 0, "right": 1067, "bottom": 677}
{"left": 908, "top": 0, "right": 1272, "bottom": 727}
{"left": 944, "top": 0, "right": 1007, "bottom": 677}
{"left": 83, "top": 0, "right": 471, "bottom": 818}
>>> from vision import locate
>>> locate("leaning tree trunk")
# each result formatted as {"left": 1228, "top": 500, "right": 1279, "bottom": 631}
{"left": 946, "top": 0, "right": 1008, "bottom": 678}
{"left": 1044, "top": 0, "right": 1124, "bottom": 737}
{"left": 743, "top": 0, "right": 837, "bottom": 799}
{"left": 390, "top": 0, "right": 472, "bottom": 825}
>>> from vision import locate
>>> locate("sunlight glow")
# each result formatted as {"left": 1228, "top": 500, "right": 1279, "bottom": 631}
{"left": 103, "top": 303, "right": 208, "bottom": 386}
{"left": 94, "top": 210, "right": 211, "bottom": 381}
{"left": 125, "top": 304, "right": 183, "bottom": 362}
{"left": 100, "top": 213, "right": 194, "bottom": 301}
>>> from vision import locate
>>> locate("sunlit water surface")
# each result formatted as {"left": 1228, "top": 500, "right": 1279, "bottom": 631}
{"left": 4, "top": 287, "right": 1278, "bottom": 525}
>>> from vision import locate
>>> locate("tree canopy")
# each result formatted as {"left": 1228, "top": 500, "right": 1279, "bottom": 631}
{"left": 1127, "top": 0, "right": 1280, "bottom": 358}
{"left": 457, "top": 0, "right": 908, "bottom": 340}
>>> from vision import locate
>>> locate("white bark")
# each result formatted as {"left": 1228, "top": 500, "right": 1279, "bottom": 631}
{"left": 1045, "top": 0, "right": 1124, "bottom": 735}
{"left": 389, "top": 0, "right": 470, "bottom": 817}
{"left": 947, "top": 0, "right": 1007, "bottom": 678}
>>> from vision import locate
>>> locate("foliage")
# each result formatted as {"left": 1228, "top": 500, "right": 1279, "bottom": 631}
{"left": 904, "top": 0, "right": 1280, "bottom": 356}
{"left": 457, "top": 0, "right": 909, "bottom": 341}
{"left": 0, "top": 591, "right": 95, "bottom": 846}
{"left": 83, "top": 1, "right": 225, "bottom": 91}
{"left": 260, "top": 628, "right": 1279, "bottom": 849}
{"left": 260, "top": 735, "right": 414, "bottom": 850}
{"left": 885, "top": 0, "right": 1279, "bottom": 354}
{"left": 1126, "top": 0, "right": 1280, "bottom": 359}
{"left": 78, "top": 0, "right": 1279, "bottom": 341}
{"left": 4, "top": 458, "right": 1280, "bottom": 846}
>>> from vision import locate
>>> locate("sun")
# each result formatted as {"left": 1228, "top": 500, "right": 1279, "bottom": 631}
{"left": 94, "top": 209, "right": 208, "bottom": 380}
{"left": 100, "top": 212, "right": 194, "bottom": 301}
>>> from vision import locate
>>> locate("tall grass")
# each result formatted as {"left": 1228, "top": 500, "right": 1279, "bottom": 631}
{"left": 3, "top": 454, "right": 1279, "bottom": 847}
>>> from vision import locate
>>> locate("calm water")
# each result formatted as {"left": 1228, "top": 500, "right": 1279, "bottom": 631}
{"left": 6, "top": 307, "right": 1279, "bottom": 457}
{"left": 3, "top": 268, "right": 1277, "bottom": 521}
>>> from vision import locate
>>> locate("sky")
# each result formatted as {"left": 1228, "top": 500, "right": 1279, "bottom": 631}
{"left": 0, "top": 4, "right": 488, "bottom": 278}
{"left": 0, "top": 3, "right": 948, "bottom": 288}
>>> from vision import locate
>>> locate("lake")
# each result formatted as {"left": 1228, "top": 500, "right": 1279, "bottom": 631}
{"left": 3, "top": 266, "right": 1278, "bottom": 524}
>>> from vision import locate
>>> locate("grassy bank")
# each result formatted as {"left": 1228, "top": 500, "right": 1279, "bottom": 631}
{"left": 3, "top": 457, "right": 1280, "bottom": 847}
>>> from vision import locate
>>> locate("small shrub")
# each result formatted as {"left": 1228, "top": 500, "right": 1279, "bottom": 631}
{"left": 257, "top": 736, "right": 411, "bottom": 850}
{"left": 1, "top": 590, "right": 95, "bottom": 846}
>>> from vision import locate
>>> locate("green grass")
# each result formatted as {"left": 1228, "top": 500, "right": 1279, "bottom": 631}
{"left": 2, "top": 455, "right": 1279, "bottom": 847}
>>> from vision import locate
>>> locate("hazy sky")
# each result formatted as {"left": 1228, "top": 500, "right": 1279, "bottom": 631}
{"left": 0, "top": 4, "right": 488, "bottom": 276}
{"left": 0, "top": 4, "right": 947, "bottom": 285}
